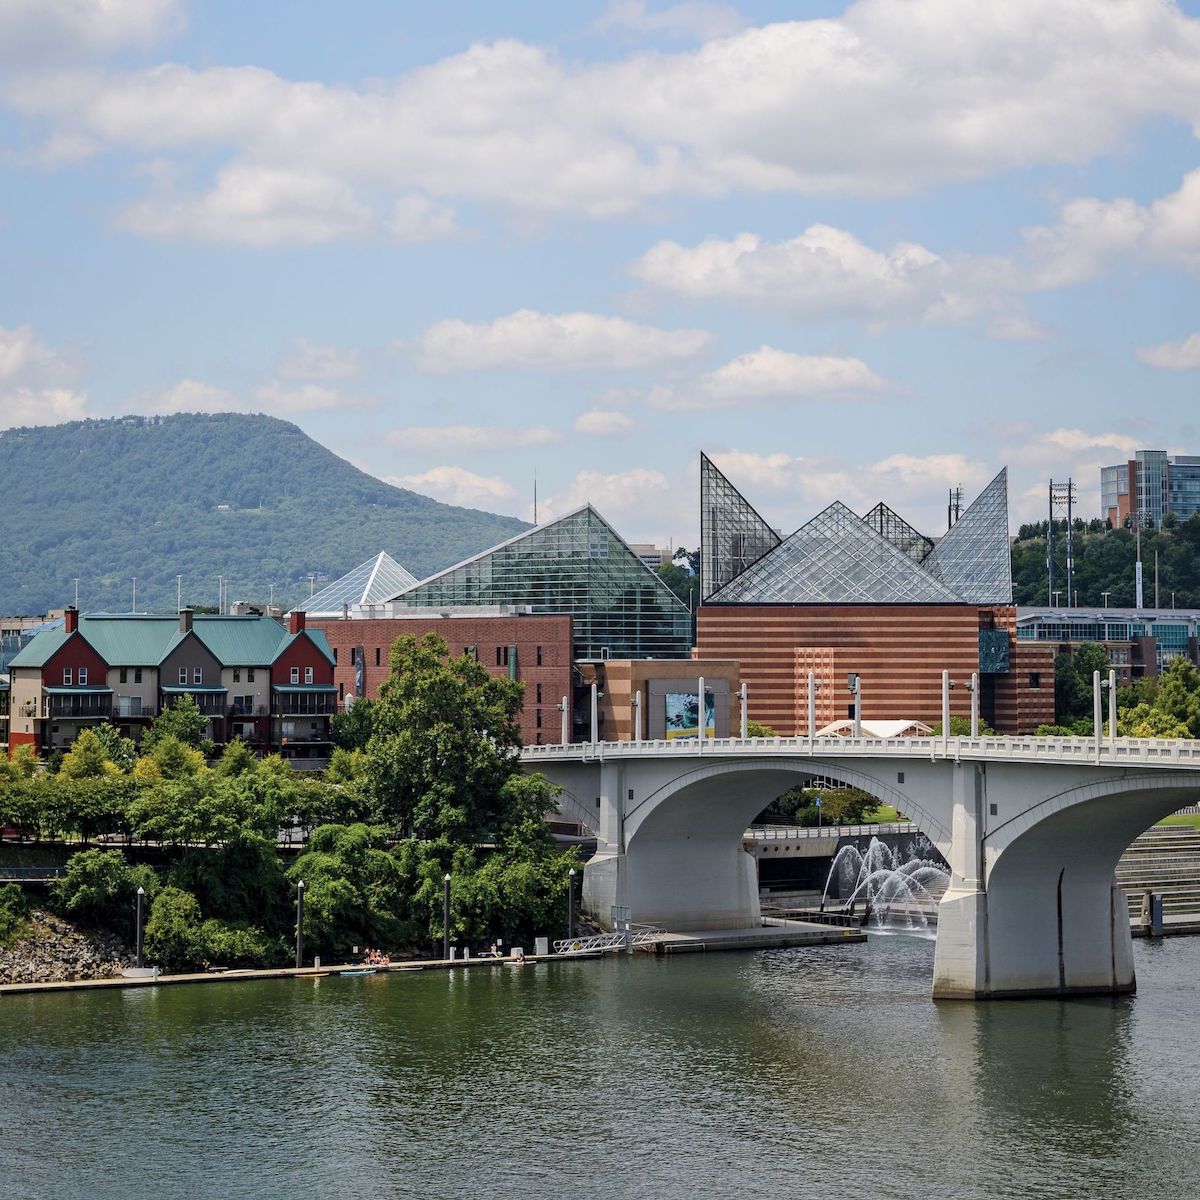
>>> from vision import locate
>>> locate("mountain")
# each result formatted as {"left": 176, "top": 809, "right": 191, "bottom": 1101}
{"left": 0, "top": 413, "right": 528, "bottom": 616}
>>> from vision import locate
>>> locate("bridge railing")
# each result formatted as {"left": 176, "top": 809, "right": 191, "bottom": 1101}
{"left": 0, "top": 867, "right": 65, "bottom": 881}
{"left": 747, "top": 822, "right": 919, "bottom": 841}
{"left": 521, "top": 734, "right": 1200, "bottom": 768}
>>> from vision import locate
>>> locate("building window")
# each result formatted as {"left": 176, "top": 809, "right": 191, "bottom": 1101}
{"left": 496, "top": 646, "right": 509, "bottom": 667}
{"left": 304, "top": 666, "right": 314, "bottom": 684}
{"left": 78, "top": 668, "right": 87, "bottom": 685}
{"left": 332, "top": 648, "right": 338, "bottom": 664}
{"left": 536, "top": 708, "right": 542, "bottom": 729}
{"left": 179, "top": 668, "right": 188, "bottom": 685}
{"left": 194, "top": 668, "right": 203, "bottom": 685}
{"left": 375, "top": 647, "right": 381, "bottom": 667}
{"left": 536, "top": 645, "right": 543, "bottom": 666}
{"left": 134, "top": 668, "right": 142, "bottom": 683}
{"left": 63, "top": 668, "right": 72, "bottom": 685}
{"left": 1028, "top": 672, "right": 1041, "bottom": 689}
{"left": 120, "top": 667, "right": 128, "bottom": 684}
{"left": 535, "top": 731, "right": 542, "bottom": 744}
{"left": 291, "top": 666, "right": 300, "bottom": 684}
{"left": 465, "top": 644, "right": 477, "bottom": 661}
{"left": 233, "top": 668, "right": 241, "bottom": 683}
{"left": 247, "top": 669, "right": 255, "bottom": 682}
{"left": 536, "top": 683, "right": 543, "bottom": 704}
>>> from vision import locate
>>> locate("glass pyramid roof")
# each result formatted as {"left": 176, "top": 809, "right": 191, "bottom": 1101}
{"left": 298, "top": 551, "right": 418, "bottom": 615}
{"left": 392, "top": 506, "right": 692, "bottom": 660}
{"left": 700, "top": 453, "right": 782, "bottom": 600}
{"left": 710, "top": 501, "right": 965, "bottom": 604}
{"left": 924, "top": 468, "right": 1013, "bottom": 604}
{"left": 862, "top": 502, "right": 935, "bottom": 565}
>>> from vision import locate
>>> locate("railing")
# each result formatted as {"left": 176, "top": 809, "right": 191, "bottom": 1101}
{"left": 521, "top": 734, "right": 1200, "bottom": 770}
{"left": 274, "top": 700, "right": 338, "bottom": 716}
{"left": 0, "top": 866, "right": 65, "bottom": 882}
{"left": 46, "top": 700, "right": 112, "bottom": 719}
{"left": 553, "top": 924, "right": 664, "bottom": 953}
{"left": 747, "top": 821, "right": 919, "bottom": 841}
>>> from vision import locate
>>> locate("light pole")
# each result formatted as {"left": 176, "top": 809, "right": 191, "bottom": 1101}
{"left": 807, "top": 672, "right": 820, "bottom": 748}
{"left": 1092, "top": 670, "right": 1103, "bottom": 763}
{"left": 590, "top": 682, "right": 599, "bottom": 744}
{"left": 739, "top": 681, "right": 748, "bottom": 739}
{"left": 1101, "top": 591, "right": 1111, "bottom": 609}
{"left": 557, "top": 695, "right": 569, "bottom": 744}
{"left": 632, "top": 690, "right": 642, "bottom": 743}
{"left": 697, "top": 676, "right": 706, "bottom": 742}
{"left": 135, "top": 886, "right": 145, "bottom": 969}
{"left": 131, "top": 577, "right": 137, "bottom": 613}
{"left": 941, "top": 669, "right": 953, "bottom": 751}
{"left": 295, "top": 880, "right": 305, "bottom": 968}
{"left": 847, "top": 673, "right": 861, "bottom": 738}
{"left": 567, "top": 867, "right": 576, "bottom": 940}
{"left": 969, "top": 672, "right": 979, "bottom": 738}
{"left": 442, "top": 873, "right": 451, "bottom": 961}
{"left": 814, "top": 793, "right": 822, "bottom": 833}
{"left": 1101, "top": 668, "right": 1117, "bottom": 746}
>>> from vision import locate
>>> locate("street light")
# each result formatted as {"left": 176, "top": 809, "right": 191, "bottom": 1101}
{"left": 295, "top": 880, "right": 305, "bottom": 969}
{"left": 847, "top": 673, "right": 861, "bottom": 738}
{"left": 567, "top": 868, "right": 576, "bottom": 940}
{"left": 1101, "top": 591, "right": 1111, "bottom": 609}
{"left": 443, "top": 873, "right": 451, "bottom": 962}
{"left": 135, "top": 886, "right": 145, "bottom": 969}
{"left": 807, "top": 672, "right": 822, "bottom": 749}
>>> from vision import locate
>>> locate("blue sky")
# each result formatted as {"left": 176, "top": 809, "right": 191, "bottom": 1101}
{"left": 4, "top": 0, "right": 1200, "bottom": 549}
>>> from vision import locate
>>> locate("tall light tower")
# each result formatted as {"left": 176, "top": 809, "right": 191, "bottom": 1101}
{"left": 1048, "top": 479, "right": 1076, "bottom": 607}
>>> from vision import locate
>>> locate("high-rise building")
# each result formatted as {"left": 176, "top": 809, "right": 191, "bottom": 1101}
{"left": 1100, "top": 450, "right": 1200, "bottom": 528}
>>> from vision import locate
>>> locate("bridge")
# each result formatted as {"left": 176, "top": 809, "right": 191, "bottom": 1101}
{"left": 521, "top": 734, "right": 1200, "bottom": 1000}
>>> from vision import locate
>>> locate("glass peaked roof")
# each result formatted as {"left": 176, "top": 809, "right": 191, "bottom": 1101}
{"left": 710, "top": 501, "right": 966, "bottom": 604}
{"left": 298, "top": 552, "right": 418, "bottom": 615}
{"left": 924, "top": 468, "right": 1013, "bottom": 604}
{"left": 700, "top": 452, "right": 782, "bottom": 600}
{"left": 392, "top": 506, "right": 692, "bottom": 660}
{"left": 863, "top": 502, "right": 935, "bottom": 565}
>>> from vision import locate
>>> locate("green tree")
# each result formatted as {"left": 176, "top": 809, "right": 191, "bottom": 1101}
{"left": 89, "top": 723, "right": 138, "bottom": 772}
{"left": 746, "top": 720, "right": 778, "bottom": 737}
{"left": 930, "top": 716, "right": 995, "bottom": 736}
{"left": 149, "top": 734, "right": 206, "bottom": 780}
{"left": 364, "top": 633, "right": 523, "bottom": 840}
{"left": 57, "top": 729, "right": 122, "bottom": 779}
{"left": 0, "top": 884, "right": 29, "bottom": 944}
{"left": 51, "top": 848, "right": 158, "bottom": 934}
{"left": 1153, "top": 656, "right": 1200, "bottom": 737}
{"left": 656, "top": 562, "right": 698, "bottom": 611}
{"left": 141, "top": 693, "right": 209, "bottom": 754}
{"left": 213, "top": 736, "right": 258, "bottom": 777}
{"left": 331, "top": 699, "right": 375, "bottom": 752}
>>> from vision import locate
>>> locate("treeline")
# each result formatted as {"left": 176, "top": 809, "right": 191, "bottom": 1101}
{"left": 0, "top": 636, "right": 578, "bottom": 972}
{"left": 1011, "top": 513, "right": 1200, "bottom": 608}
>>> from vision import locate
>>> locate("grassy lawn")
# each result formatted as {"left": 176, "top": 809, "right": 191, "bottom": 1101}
{"left": 1156, "top": 812, "right": 1200, "bottom": 829}
{"left": 863, "top": 805, "right": 901, "bottom": 823}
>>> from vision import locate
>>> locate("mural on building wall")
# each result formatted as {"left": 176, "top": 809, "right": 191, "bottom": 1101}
{"left": 665, "top": 691, "right": 715, "bottom": 739}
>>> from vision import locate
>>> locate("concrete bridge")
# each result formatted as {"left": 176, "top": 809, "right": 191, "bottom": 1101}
{"left": 521, "top": 735, "right": 1200, "bottom": 1000}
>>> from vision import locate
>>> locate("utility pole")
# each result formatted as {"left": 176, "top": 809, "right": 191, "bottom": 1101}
{"left": 948, "top": 486, "right": 962, "bottom": 530}
{"left": 1049, "top": 479, "right": 1075, "bottom": 608}
{"left": 132, "top": 577, "right": 137, "bottom": 613}
{"left": 73, "top": 578, "right": 80, "bottom": 608}
{"left": 176, "top": 574, "right": 182, "bottom": 611}
{"left": 217, "top": 575, "right": 225, "bottom": 615}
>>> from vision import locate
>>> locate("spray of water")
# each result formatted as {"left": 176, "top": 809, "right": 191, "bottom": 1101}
{"left": 821, "top": 837, "right": 949, "bottom": 936}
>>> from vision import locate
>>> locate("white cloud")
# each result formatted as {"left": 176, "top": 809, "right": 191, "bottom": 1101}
{"left": 647, "top": 345, "right": 886, "bottom": 411}
{"left": 119, "top": 163, "right": 373, "bottom": 246}
{"left": 13, "top": 1, "right": 1200, "bottom": 239}
{"left": 277, "top": 339, "right": 361, "bottom": 382}
{"left": 538, "top": 467, "right": 672, "bottom": 527}
{"left": 0, "top": 387, "right": 89, "bottom": 430}
{"left": 252, "top": 380, "right": 357, "bottom": 414}
{"left": 416, "top": 310, "right": 710, "bottom": 372}
{"left": 1137, "top": 332, "right": 1200, "bottom": 370}
{"left": 389, "top": 194, "right": 460, "bottom": 242}
{"left": 0, "top": 322, "right": 90, "bottom": 428}
{"left": 573, "top": 409, "right": 636, "bottom": 437}
{"left": 130, "top": 378, "right": 240, "bottom": 415}
{"left": 387, "top": 423, "right": 563, "bottom": 452}
{"left": 597, "top": 1, "right": 745, "bottom": 41}
{"left": 392, "top": 466, "right": 516, "bottom": 509}
{"left": 0, "top": 0, "right": 181, "bottom": 64}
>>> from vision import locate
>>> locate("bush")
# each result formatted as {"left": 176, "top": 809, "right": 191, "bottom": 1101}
{"left": 0, "top": 884, "right": 29, "bottom": 944}
{"left": 51, "top": 848, "right": 159, "bottom": 935}
{"left": 143, "top": 885, "right": 283, "bottom": 972}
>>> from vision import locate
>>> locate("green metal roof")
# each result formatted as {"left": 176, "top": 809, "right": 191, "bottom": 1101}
{"left": 43, "top": 685, "right": 112, "bottom": 694}
{"left": 8, "top": 629, "right": 70, "bottom": 668}
{"left": 78, "top": 616, "right": 180, "bottom": 666}
{"left": 188, "top": 616, "right": 290, "bottom": 666}
{"left": 272, "top": 684, "right": 337, "bottom": 692}
{"left": 161, "top": 685, "right": 228, "bottom": 693}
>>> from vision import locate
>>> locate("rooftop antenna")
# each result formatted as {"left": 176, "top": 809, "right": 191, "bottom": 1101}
{"left": 947, "top": 486, "right": 962, "bottom": 530}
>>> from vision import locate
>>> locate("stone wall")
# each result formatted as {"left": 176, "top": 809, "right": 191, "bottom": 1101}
{"left": 0, "top": 910, "right": 132, "bottom": 984}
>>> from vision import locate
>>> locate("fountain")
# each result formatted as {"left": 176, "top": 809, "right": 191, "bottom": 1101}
{"left": 821, "top": 837, "right": 949, "bottom": 936}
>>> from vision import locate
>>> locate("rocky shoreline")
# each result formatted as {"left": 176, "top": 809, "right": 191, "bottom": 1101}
{"left": 0, "top": 910, "right": 133, "bottom": 985}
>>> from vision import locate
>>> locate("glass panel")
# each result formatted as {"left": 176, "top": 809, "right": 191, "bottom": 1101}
{"left": 700, "top": 453, "right": 782, "bottom": 600}
{"left": 923, "top": 468, "right": 1013, "bottom": 604}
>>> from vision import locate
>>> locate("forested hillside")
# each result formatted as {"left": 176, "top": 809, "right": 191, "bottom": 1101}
{"left": 1011, "top": 516, "right": 1200, "bottom": 608}
{"left": 0, "top": 414, "right": 526, "bottom": 616}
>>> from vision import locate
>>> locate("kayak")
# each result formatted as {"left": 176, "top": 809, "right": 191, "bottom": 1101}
{"left": 340, "top": 968, "right": 377, "bottom": 976}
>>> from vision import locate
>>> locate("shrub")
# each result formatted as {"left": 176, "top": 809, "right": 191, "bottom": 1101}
{"left": 0, "top": 884, "right": 29, "bottom": 944}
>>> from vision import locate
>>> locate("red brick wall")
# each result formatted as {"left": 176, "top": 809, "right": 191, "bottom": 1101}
{"left": 696, "top": 604, "right": 1045, "bottom": 735}
{"left": 310, "top": 615, "right": 574, "bottom": 745}
{"left": 270, "top": 632, "right": 336, "bottom": 687}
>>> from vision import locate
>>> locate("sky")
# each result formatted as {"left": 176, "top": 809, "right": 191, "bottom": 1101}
{"left": 3, "top": 0, "right": 1200, "bottom": 551}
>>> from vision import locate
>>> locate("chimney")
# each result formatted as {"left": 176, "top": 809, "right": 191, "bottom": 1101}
{"left": 179, "top": 608, "right": 193, "bottom": 634}
{"left": 289, "top": 610, "right": 305, "bottom": 635}
{"left": 65, "top": 605, "right": 78, "bottom": 634}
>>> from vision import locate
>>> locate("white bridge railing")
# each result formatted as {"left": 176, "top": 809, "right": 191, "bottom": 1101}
{"left": 553, "top": 925, "right": 665, "bottom": 954}
{"left": 522, "top": 734, "right": 1200, "bottom": 771}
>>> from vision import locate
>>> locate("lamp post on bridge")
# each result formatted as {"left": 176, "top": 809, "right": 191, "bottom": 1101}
{"left": 847, "top": 673, "right": 861, "bottom": 738}
{"left": 807, "top": 672, "right": 821, "bottom": 748}
{"left": 632, "top": 690, "right": 642, "bottom": 744}
{"left": 557, "top": 695, "right": 569, "bottom": 744}
{"left": 443, "top": 873, "right": 452, "bottom": 962}
{"left": 135, "top": 886, "right": 145, "bottom": 969}
{"left": 294, "top": 880, "right": 305, "bottom": 969}
{"left": 567, "top": 867, "right": 576, "bottom": 941}
{"left": 1095, "top": 668, "right": 1118, "bottom": 754}
{"left": 739, "top": 681, "right": 748, "bottom": 740}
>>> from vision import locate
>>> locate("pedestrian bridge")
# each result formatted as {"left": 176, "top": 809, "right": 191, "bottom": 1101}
{"left": 521, "top": 735, "right": 1200, "bottom": 1000}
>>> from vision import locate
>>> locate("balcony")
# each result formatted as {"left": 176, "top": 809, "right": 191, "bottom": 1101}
{"left": 161, "top": 686, "right": 228, "bottom": 717}
{"left": 43, "top": 687, "right": 114, "bottom": 720}
{"left": 115, "top": 697, "right": 146, "bottom": 719}
{"left": 272, "top": 685, "right": 338, "bottom": 717}
{"left": 228, "top": 702, "right": 268, "bottom": 718}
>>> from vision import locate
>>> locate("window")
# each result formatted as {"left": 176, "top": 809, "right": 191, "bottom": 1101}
{"left": 194, "top": 667, "right": 203, "bottom": 685}
{"left": 290, "top": 666, "right": 300, "bottom": 684}
{"left": 332, "top": 648, "right": 338, "bottom": 664}
{"left": 233, "top": 668, "right": 241, "bottom": 683}
{"left": 179, "top": 667, "right": 188, "bottom": 685}
{"left": 1028, "top": 672, "right": 1041, "bottom": 689}
{"left": 375, "top": 647, "right": 381, "bottom": 667}
{"left": 78, "top": 668, "right": 88, "bottom": 685}
{"left": 63, "top": 667, "right": 72, "bottom": 685}
{"left": 134, "top": 668, "right": 142, "bottom": 683}
{"left": 495, "top": 646, "right": 509, "bottom": 667}
{"left": 535, "top": 683, "right": 543, "bottom": 703}
{"left": 120, "top": 668, "right": 128, "bottom": 684}
{"left": 535, "top": 645, "right": 543, "bottom": 666}
{"left": 247, "top": 669, "right": 255, "bottom": 682}
{"left": 304, "top": 666, "right": 314, "bottom": 684}
{"left": 535, "top": 708, "right": 542, "bottom": 729}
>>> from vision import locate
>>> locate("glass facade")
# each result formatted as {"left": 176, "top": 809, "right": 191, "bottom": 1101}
{"left": 710, "top": 501, "right": 966, "bottom": 604}
{"left": 393, "top": 506, "right": 692, "bottom": 660}
{"left": 924, "top": 469, "right": 1013, "bottom": 604}
{"left": 700, "top": 452, "right": 781, "bottom": 600}
{"left": 299, "top": 551, "right": 418, "bottom": 615}
{"left": 863, "top": 502, "right": 935, "bottom": 565}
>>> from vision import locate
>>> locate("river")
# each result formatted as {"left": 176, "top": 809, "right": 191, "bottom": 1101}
{"left": 3, "top": 935, "right": 1199, "bottom": 1199}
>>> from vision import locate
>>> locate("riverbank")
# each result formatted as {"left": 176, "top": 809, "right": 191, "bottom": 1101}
{"left": 0, "top": 909, "right": 132, "bottom": 985}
